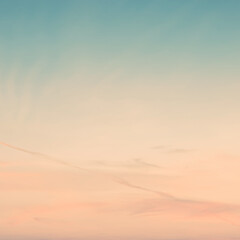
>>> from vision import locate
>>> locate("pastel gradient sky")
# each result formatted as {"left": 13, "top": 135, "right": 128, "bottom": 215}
{"left": 1, "top": 1, "right": 240, "bottom": 240}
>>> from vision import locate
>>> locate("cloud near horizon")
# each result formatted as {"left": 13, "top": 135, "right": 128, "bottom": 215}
{"left": 1, "top": 0, "right": 240, "bottom": 239}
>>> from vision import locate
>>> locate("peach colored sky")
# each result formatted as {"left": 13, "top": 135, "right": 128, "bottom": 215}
{"left": 1, "top": 1, "right": 240, "bottom": 240}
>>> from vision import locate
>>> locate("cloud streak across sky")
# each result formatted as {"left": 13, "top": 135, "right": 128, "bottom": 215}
{"left": 1, "top": 0, "right": 240, "bottom": 239}
{"left": 1, "top": 140, "right": 240, "bottom": 230}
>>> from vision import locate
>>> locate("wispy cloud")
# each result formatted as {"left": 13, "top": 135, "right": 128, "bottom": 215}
{"left": 112, "top": 177, "right": 177, "bottom": 200}
{"left": 2, "top": 140, "right": 240, "bottom": 228}
{"left": 152, "top": 145, "right": 194, "bottom": 154}
{"left": 166, "top": 148, "right": 195, "bottom": 154}
{"left": 0, "top": 141, "right": 89, "bottom": 172}
{"left": 6, "top": 201, "right": 106, "bottom": 225}
{"left": 0, "top": 141, "right": 176, "bottom": 202}
{"left": 125, "top": 197, "right": 240, "bottom": 227}
{"left": 151, "top": 145, "right": 167, "bottom": 150}
{"left": 133, "top": 158, "right": 162, "bottom": 169}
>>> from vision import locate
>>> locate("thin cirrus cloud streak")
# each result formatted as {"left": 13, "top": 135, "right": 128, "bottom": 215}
{"left": 0, "top": 141, "right": 235, "bottom": 201}
{"left": 112, "top": 177, "right": 177, "bottom": 200}
{"left": 0, "top": 141, "right": 89, "bottom": 172}
{"left": 0, "top": 1, "right": 239, "bottom": 239}
{"left": 152, "top": 145, "right": 194, "bottom": 154}
{"left": 2, "top": 140, "right": 240, "bottom": 228}
{"left": 0, "top": 140, "right": 198, "bottom": 214}
{"left": 127, "top": 198, "right": 240, "bottom": 227}
{"left": 0, "top": 140, "right": 176, "bottom": 200}
{"left": 133, "top": 158, "right": 162, "bottom": 169}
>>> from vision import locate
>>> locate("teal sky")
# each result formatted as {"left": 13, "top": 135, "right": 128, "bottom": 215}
{"left": 1, "top": 0, "right": 240, "bottom": 79}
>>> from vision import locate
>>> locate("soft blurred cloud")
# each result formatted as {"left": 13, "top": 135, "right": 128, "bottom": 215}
{"left": 1, "top": 0, "right": 240, "bottom": 239}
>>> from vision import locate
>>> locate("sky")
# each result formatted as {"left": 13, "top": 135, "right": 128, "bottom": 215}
{"left": 1, "top": 0, "right": 240, "bottom": 239}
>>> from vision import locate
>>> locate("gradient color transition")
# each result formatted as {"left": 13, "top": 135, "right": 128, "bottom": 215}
{"left": 1, "top": 1, "right": 240, "bottom": 240}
